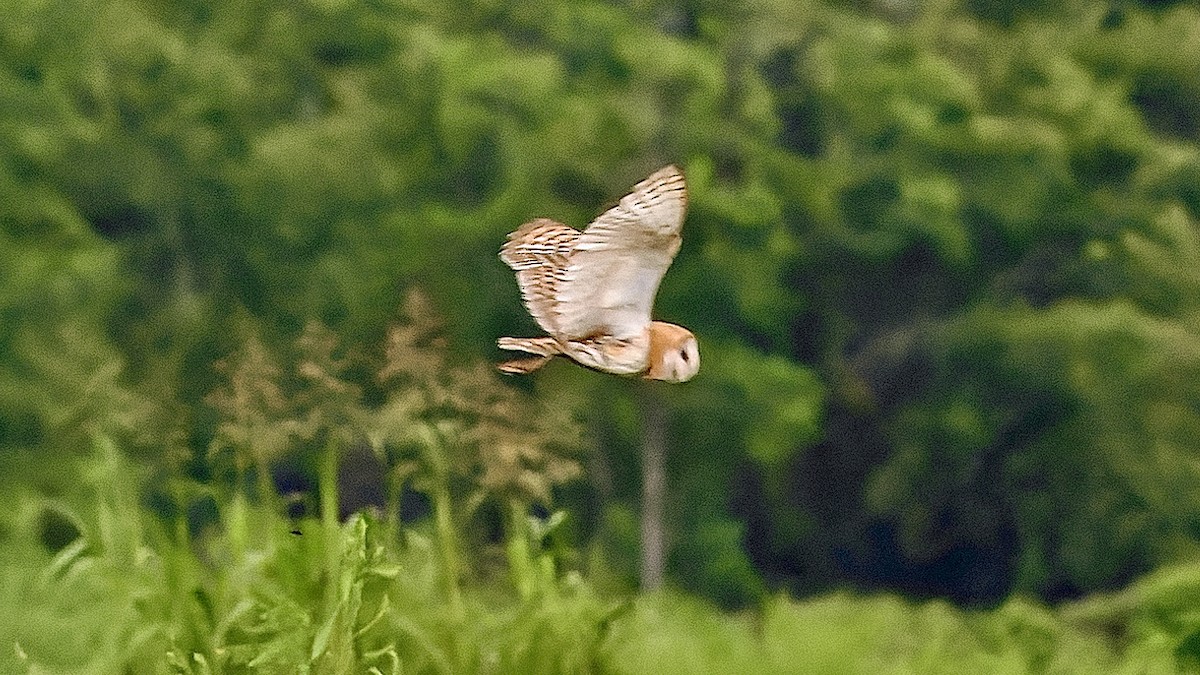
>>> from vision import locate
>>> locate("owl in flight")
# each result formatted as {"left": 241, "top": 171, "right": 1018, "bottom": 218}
{"left": 497, "top": 165, "right": 699, "bottom": 383}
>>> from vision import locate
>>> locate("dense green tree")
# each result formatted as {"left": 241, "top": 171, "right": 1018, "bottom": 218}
{"left": 5, "top": 0, "right": 1200, "bottom": 613}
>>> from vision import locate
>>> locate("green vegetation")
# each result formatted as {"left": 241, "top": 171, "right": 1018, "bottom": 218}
{"left": 6, "top": 0, "right": 1200, "bottom": 671}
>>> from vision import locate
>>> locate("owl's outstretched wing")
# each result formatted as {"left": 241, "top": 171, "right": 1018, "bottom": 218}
{"left": 499, "top": 218, "right": 580, "bottom": 335}
{"left": 553, "top": 165, "right": 687, "bottom": 340}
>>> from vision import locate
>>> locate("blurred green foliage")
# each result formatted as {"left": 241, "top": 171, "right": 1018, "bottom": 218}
{"left": 8, "top": 440, "right": 1200, "bottom": 672}
{"left": 6, "top": 0, "right": 1200, "bottom": 669}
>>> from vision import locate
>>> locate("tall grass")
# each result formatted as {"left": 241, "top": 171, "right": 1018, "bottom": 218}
{"left": 5, "top": 296, "right": 1200, "bottom": 672}
{"left": 7, "top": 435, "right": 1200, "bottom": 673}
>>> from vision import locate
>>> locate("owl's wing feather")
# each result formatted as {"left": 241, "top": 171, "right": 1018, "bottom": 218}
{"left": 554, "top": 165, "right": 687, "bottom": 340}
{"left": 500, "top": 218, "right": 580, "bottom": 335}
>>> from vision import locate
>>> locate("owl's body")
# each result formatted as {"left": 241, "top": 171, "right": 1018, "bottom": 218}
{"left": 498, "top": 165, "right": 699, "bottom": 383}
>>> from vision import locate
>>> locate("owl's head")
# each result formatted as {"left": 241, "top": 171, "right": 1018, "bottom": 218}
{"left": 645, "top": 321, "right": 700, "bottom": 383}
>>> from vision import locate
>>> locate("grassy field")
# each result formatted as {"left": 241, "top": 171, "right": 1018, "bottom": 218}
{"left": 5, "top": 434, "right": 1200, "bottom": 674}
{"left": 4, "top": 305, "right": 1199, "bottom": 674}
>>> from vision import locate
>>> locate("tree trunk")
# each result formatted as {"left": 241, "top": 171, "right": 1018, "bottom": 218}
{"left": 640, "top": 388, "right": 667, "bottom": 591}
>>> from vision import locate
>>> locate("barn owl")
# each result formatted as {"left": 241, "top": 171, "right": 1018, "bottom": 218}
{"left": 497, "top": 165, "right": 699, "bottom": 383}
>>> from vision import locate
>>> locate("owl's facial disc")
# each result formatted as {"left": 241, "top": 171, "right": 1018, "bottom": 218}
{"left": 646, "top": 322, "right": 699, "bottom": 383}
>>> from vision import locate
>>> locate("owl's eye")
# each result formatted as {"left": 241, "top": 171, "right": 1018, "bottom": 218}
{"left": 679, "top": 348, "right": 690, "bottom": 363}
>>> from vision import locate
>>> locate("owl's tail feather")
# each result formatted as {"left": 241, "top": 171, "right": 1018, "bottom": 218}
{"left": 497, "top": 336, "right": 561, "bottom": 356}
{"left": 498, "top": 355, "right": 554, "bottom": 375}
{"left": 496, "top": 336, "right": 561, "bottom": 375}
